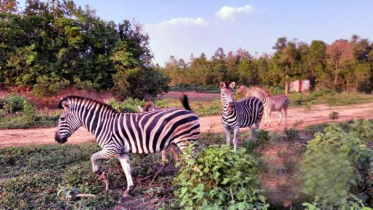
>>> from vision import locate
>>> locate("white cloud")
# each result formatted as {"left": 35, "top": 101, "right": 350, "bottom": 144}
{"left": 216, "top": 5, "right": 254, "bottom": 20}
{"left": 158, "top": 17, "right": 208, "bottom": 26}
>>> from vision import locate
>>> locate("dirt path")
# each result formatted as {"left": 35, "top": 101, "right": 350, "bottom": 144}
{"left": 1, "top": 103, "right": 373, "bottom": 148}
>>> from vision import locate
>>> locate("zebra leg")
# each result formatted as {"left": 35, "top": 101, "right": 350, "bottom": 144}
{"left": 91, "top": 149, "right": 114, "bottom": 191}
{"left": 284, "top": 108, "right": 288, "bottom": 126}
{"left": 223, "top": 125, "right": 231, "bottom": 146}
{"left": 267, "top": 109, "right": 272, "bottom": 126}
{"left": 233, "top": 127, "right": 240, "bottom": 151}
{"left": 264, "top": 110, "right": 269, "bottom": 126}
{"left": 278, "top": 110, "right": 283, "bottom": 125}
{"left": 161, "top": 150, "right": 167, "bottom": 166}
{"left": 118, "top": 153, "right": 135, "bottom": 198}
{"left": 170, "top": 144, "right": 179, "bottom": 162}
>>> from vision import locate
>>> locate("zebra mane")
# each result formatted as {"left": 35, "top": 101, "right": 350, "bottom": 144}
{"left": 58, "top": 95, "right": 117, "bottom": 112}
{"left": 252, "top": 86, "right": 271, "bottom": 96}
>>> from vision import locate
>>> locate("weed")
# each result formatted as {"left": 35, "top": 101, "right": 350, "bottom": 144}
{"left": 329, "top": 111, "right": 339, "bottom": 119}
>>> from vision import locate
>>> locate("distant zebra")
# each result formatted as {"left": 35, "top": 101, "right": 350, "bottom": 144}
{"left": 55, "top": 96, "right": 200, "bottom": 198}
{"left": 137, "top": 95, "right": 192, "bottom": 164}
{"left": 220, "top": 82, "right": 264, "bottom": 151}
{"left": 237, "top": 85, "right": 289, "bottom": 126}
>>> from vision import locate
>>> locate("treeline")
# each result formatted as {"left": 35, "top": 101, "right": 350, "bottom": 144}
{"left": 161, "top": 36, "right": 373, "bottom": 92}
{"left": 0, "top": 0, "right": 170, "bottom": 99}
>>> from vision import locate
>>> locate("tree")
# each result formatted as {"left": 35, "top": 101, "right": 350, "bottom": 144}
{"left": 325, "top": 39, "right": 354, "bottom": 89}
{"left": 307, "top": 40, "right": 326, "bottom": 88}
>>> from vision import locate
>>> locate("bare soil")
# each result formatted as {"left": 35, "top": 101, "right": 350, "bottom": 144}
{"left": 1, "top": 102, "right": 373, "bottom": 148}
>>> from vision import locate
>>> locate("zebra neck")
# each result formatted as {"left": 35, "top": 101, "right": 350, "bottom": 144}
{"left": 79, "top": 109, "right": 118, "bottom": 138}
{"left": 222, "top": 107, "right": 236, "bottom": 118}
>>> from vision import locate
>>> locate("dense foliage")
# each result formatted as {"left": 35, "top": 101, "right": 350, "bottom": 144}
{"left": 0, "top": 94, "right": 58, "bottom": 128}
{"left": 174, "top": 145, "right": 268, "bottom": 209}
{"left": 162, "top": 37, "right": 373, "bottom": 93}
{"left": 0, "top": 0, "right": 170, "bottom": 99}
{"left": 300, "top": 120, "right": 373, "bottom": 209}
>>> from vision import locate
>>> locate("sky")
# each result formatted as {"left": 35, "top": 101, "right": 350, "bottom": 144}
{"left": 17, "top": 0, "right": 373, "bottom": 66}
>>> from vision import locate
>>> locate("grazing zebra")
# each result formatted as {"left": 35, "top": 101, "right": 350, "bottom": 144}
{"left": 237, "top": 85, "right": 289, "bottom": 126}
{"left": 55, "top": 96, "right": 200, "bottom": 198}
{"left": 220, "top": 82, "right": 264, "bottom": 151}
{"left": 137, "top": 95, "right": 192, "bottom": 164}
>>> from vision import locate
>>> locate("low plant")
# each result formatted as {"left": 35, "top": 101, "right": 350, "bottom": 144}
{"left": 299, "top": 120, "right": 373, "bottom": 209}
{"left": 329, "top": 111, "right": 339, "bottom": 119}
{"left": 174, "top": 145, "right": 269, "bottom": 209}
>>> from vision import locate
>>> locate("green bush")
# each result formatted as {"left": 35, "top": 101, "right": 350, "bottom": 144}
{"left": 174, "top": 145, "right": 269, "bottom": 209}
{"left": 300, "top": 120, "right": 373, "bottom": 209}
{"left": 192, "top": 99, "right": 221, "bottom": 116}
{"left": 2, "top": 94, "right": 30, "bottom": 115}
{"left": 105, "top": 97, "right": 146, "bottom": 113}
{"left": 0, "top": 95, "right": 60, "bottom": 129}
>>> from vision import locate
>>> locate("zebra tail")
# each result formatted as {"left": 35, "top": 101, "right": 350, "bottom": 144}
{"left": 179, "top": 94, "right": 192, "bottom": 111}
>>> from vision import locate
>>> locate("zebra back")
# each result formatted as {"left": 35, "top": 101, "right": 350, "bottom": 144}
{"left": 234, "top": 96, "right": 264, "bottom": 128}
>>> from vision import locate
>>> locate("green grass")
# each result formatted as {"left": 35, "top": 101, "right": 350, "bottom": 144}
{"left": 288, "top": 91, "right": 373, "bottom": 107}
{"left": 0, "top": 143, "right": 182, "bottom": 209}
{"left": 0, "top": 131, "right": 262, "bottom": 209}
{"left": 3, "top": 120, "right": 370, "bottom": 209}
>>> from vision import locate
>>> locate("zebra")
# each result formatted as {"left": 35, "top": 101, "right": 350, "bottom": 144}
{"left": 55, "top": 95, "right": 200, "bottom": 198}
{"left": 220, "top": 81, "right": 264, "bottom": 151}
{"left": 137, "top": 95, "right": 192, "bottom": 164}
{"left": 237, "top": 85, "right": 289, "bottom": 126}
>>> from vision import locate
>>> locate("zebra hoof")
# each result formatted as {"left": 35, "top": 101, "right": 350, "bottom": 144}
{"left": 122, "top": 193, "right": 132, "bottom": 198}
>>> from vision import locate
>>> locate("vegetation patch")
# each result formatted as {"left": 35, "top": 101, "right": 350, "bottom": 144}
{"left": 0, "top": 94, "right": 60, "bottom": 129}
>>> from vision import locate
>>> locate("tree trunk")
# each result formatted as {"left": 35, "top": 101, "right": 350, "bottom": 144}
{"left": 285, "top": 74, "right": 289, "bottom": 95}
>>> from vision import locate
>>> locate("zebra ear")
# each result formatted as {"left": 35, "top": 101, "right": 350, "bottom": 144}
{"left": 219, "top": 82, "right": 226, "bottom": 89}
{"left": 61, "top": 101, "right": 70, "bottom": 110}
{"left": 229, "top": 82, "right": 236, "bottom": 89}
{"left": 138, "top": 105, "right": 143, "bottom": 112}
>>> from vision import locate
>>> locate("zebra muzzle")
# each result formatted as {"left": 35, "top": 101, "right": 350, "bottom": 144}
{"left": 55, "top": 132, "right": 67, "bottom": 144}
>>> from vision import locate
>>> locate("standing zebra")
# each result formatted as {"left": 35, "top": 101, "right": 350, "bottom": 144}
{"left": 55, "top": 96, "right": 200, "bottom": 198}
{"left": 220, "top": 82, "right": 264, "bottom": 151}
{"left": 237, "top": 85, "right": 289, "bottom": 126}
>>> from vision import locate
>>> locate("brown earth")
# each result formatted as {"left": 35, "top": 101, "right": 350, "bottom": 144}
{"left": 1, "top": 102, "right": 373, "bottom": 148}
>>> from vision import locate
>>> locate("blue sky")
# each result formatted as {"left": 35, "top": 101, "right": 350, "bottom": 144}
{"left": 18, "top": 0, "right": 373, "bottom": 65}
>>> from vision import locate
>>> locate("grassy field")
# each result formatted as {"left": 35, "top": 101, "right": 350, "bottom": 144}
{"left": 2, "top": 120, "right": 373, "bottom": 209}
{"left": 0, "top": 129, "right": 297, "bottom": 209}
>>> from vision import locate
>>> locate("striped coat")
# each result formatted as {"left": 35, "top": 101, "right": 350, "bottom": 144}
{"left": 237, "top": 85, "right": 289, "bottom": 126}
{"left": 220, "top": 82, "right": 264, "bottom": 151}
{"left": 55, "top": 96, "right": 200, "bottom": 197}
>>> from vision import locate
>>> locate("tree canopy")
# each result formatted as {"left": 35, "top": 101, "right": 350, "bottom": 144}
{"left": 0, "top": 0, "right": 170, "bottom": 99}
{"left": 162, "top": 36, "right": 373, "bottom": 92}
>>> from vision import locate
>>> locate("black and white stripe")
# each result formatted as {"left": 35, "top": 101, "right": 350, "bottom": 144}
{"left": 55, "top": 96, "right": 200, "bottom": 197}
{"left": 220, "top": 82, "right": 264, "bottom": 151}
{"left": 237, "top": 85, "right": 289, "bottom": 126}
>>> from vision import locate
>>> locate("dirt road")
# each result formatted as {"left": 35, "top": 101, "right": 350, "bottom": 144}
{"left": 1, "top": 103, "right": 373, "bottom": 148}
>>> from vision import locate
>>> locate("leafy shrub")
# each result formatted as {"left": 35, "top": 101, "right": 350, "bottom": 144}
{"left": 329, "top": 111, "right": 339, "bottom": 120}
{"left": 192, "top": 99, "right": 221, "bottom": 116}
{"left": 174, "top": 145, "right": 269, "bottom": 209}
{"left": 1, "top": 94, "right": 30, "bottom": 115}
{"left": 284, "top": 127, "right": 299, "bottom": 141}
{"left": 299, "top": 120, "right": 373, "bottom": 209}
{"left": 0, "top": 95, "right": 60, "bottom": 129}
{"left": 105, "top": 97, "right": 146, "bottom": 113}
{"left": 255, "top": 129, "right": 271, "bottom": 146}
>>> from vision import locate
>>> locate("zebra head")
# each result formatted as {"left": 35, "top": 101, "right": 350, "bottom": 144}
{"left": 236, "top": 85, "right": 250, "bottom": 96}
{"left": 219, "top": 81, "right": 236, "bottom": 113}
{"left": 55, "top": 98, "right": 82, "bottom": 144}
